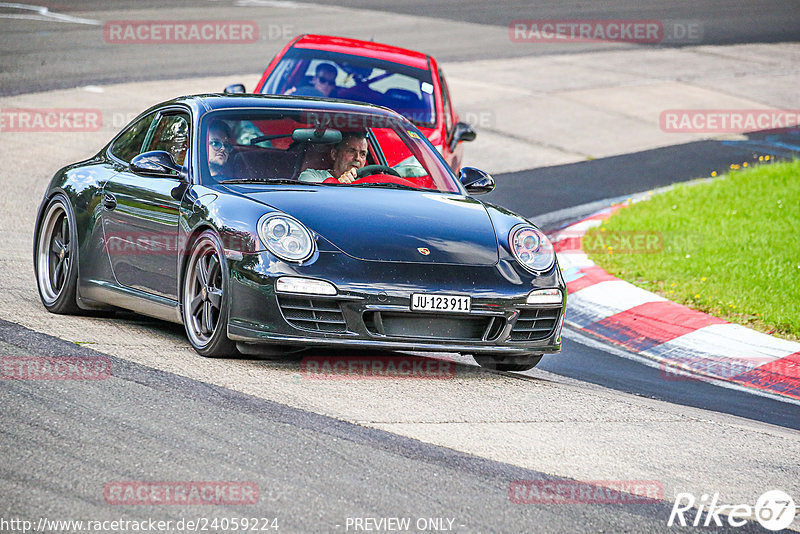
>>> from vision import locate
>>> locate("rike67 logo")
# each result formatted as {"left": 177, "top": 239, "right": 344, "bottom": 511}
{"left": 668, "top": 490, "right": 797, "bottom": 531}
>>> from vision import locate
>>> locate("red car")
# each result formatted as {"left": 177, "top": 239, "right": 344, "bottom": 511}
{"left": 225, "top": 34, "right": 476, "bottom": 171}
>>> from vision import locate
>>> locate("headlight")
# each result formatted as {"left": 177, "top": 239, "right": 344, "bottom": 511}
{"left": 257, "top": 213, "right": 314, "bottom": 262}
{"left": 509, "top": 225, "right": 555, "bottom": 272}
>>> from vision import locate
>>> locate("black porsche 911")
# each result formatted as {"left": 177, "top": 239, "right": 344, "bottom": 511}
{"left": 34, "top": 94, "right": 565, "bottom": 371}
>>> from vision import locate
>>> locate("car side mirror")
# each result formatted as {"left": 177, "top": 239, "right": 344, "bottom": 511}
{"left": 460, "top": 167, "right": 494, "bottom": 195}
{"left": 449, "top": 121, "right": 476, "bottom": 152}
{"left": 131, "top": 151, "right": 186, "bottom": 179}
{"left": 224, "top": 83, "right": 246, "bottom": 94}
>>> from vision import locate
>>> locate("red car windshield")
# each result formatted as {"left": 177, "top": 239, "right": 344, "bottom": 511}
{"left": 200, "top": 108, "right": 460, "bottom": 193}
{"left": 260, "top": 48, "right": 437, "bottom": 127}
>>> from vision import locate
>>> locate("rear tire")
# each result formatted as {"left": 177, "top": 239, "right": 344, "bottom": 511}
{"left": 181, "top": 230, "right": 238, "bottom": 357}
{"left": 473, "top": 354, "right": 542, "bottom": 372}
{"left": 35, "top": 194, "right": 80, "bottom": 314}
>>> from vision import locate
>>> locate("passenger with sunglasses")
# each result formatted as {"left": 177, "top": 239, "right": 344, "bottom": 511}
{"left": 285, "top": 63, "right": 339, "bottom": 98}
{"left": 207, "top": 121, "right": 234, "bottom": 178}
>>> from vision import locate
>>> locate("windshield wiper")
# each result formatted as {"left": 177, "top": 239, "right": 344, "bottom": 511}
{"left": 352, "top": 182, "right": 418, "bottom": 191}
{"left": 219, "top": 179, "right": 306, "bottom": 185}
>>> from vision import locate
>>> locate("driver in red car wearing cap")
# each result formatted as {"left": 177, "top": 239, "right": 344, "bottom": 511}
{"left": 298, "top": 133, "right": 367, "bottom": 184}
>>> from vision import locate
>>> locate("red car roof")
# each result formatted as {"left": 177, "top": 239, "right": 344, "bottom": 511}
{"left": 292, "top": 34, "right": 430, "bottom": 71}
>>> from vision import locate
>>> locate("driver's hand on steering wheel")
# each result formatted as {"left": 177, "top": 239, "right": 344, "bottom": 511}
{"left": 336, "top": 167, "right": 358, "bottom": 184}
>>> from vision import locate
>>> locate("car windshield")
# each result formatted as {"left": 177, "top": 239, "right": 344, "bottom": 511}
{"left": 199, "top": 108, "right": 460, "bottom": 193}
{"left": 260, "top": 48, "right": 436, "bottom": 127}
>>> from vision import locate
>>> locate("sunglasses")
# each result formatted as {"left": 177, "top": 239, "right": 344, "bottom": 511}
{"left": 315, "top": 76, "right": 336, "bottom": 86}
{"left": 209, "top": 140, "right": 231, "bottom": 150}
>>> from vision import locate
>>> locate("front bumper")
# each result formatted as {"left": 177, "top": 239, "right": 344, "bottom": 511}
{"left": 226, "top": 250, "right": 565, "bottom": 355}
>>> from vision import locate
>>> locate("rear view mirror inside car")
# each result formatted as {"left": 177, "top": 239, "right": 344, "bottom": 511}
{"left": 291, "top": 128, "right": 343, "bottom": 144}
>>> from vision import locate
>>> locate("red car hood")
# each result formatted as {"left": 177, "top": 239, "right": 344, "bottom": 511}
{"left": 375, "top": 126, "right": 441, "bottom": 167}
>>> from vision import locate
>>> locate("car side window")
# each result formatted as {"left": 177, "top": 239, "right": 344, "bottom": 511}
{"left": 109, "top": 113, "right": 156, "bottom": 163}
{"left": 145, "top": 113, "right": 191, "bottom": 167}
{"left": 438, "top": 69, "right": 454, "bottom": 133}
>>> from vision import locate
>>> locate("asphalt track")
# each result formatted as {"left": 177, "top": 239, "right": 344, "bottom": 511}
{"left": 309, "top": 0, "right": 800, "bottom": 45}
{"left": 2, "top": 0, "right": 800, "bottom": 95}
{"left": 2, "top": 2, "right": 800, "bottom": 532}
{"left": 0, "top": 320, "right": 707, "bottom": 534}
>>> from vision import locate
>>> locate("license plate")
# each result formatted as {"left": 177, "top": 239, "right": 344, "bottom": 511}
{"left": 410, "top": 293, "right": 471, "bottom": 313}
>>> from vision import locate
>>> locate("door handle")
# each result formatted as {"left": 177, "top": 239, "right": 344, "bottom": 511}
{"left": 103, "top": 193, "right": 117, "bottom": 210}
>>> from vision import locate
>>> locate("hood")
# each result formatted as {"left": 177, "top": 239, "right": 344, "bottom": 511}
{"left": 237, "top": 186, "right": 499, "bottom": 265}
{"left": 418, "top": 126, "right": 441, "bottom": 146}
{"left": 371, "top": 126, "right": 440, "bottom": 167}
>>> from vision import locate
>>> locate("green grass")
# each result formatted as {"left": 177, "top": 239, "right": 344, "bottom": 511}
{"left": 585, "top": 159, "right": 800, "bottom": 340}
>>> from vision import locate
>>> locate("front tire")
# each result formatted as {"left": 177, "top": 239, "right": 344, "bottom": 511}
{"left": 473, "top": 354, "right": 542, "bottom": 372}
{"left": 35, "top": 194, "right": 80, "bottom": 314}
{"left": 181, "top": 230, "right": 237, "bottom": 357}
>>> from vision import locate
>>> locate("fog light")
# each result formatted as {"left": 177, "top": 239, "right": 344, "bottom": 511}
{"left": 526, "top": 288, "right": 562, "bottom": 305}
{"left": 276, "top": 277, "right": 337, "bottom": 296}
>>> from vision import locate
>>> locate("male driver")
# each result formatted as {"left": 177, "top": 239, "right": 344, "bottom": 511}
{"left": 298, "top": 133, "right": 367, "bottom": 184}
{"left": 207, "top": 120, "right": 234, "bottom": 178}
{"left": 285, "top": 63, "right": 338, "bottom": 98}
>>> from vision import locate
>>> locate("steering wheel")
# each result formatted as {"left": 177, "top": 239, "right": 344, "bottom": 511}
{"left": 357, "top": 165, "right": 400, "bottom": 179}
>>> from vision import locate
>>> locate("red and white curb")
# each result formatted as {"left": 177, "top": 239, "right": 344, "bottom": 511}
{"left": 551, "top": 206, "right": 800, "bottom": 402}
